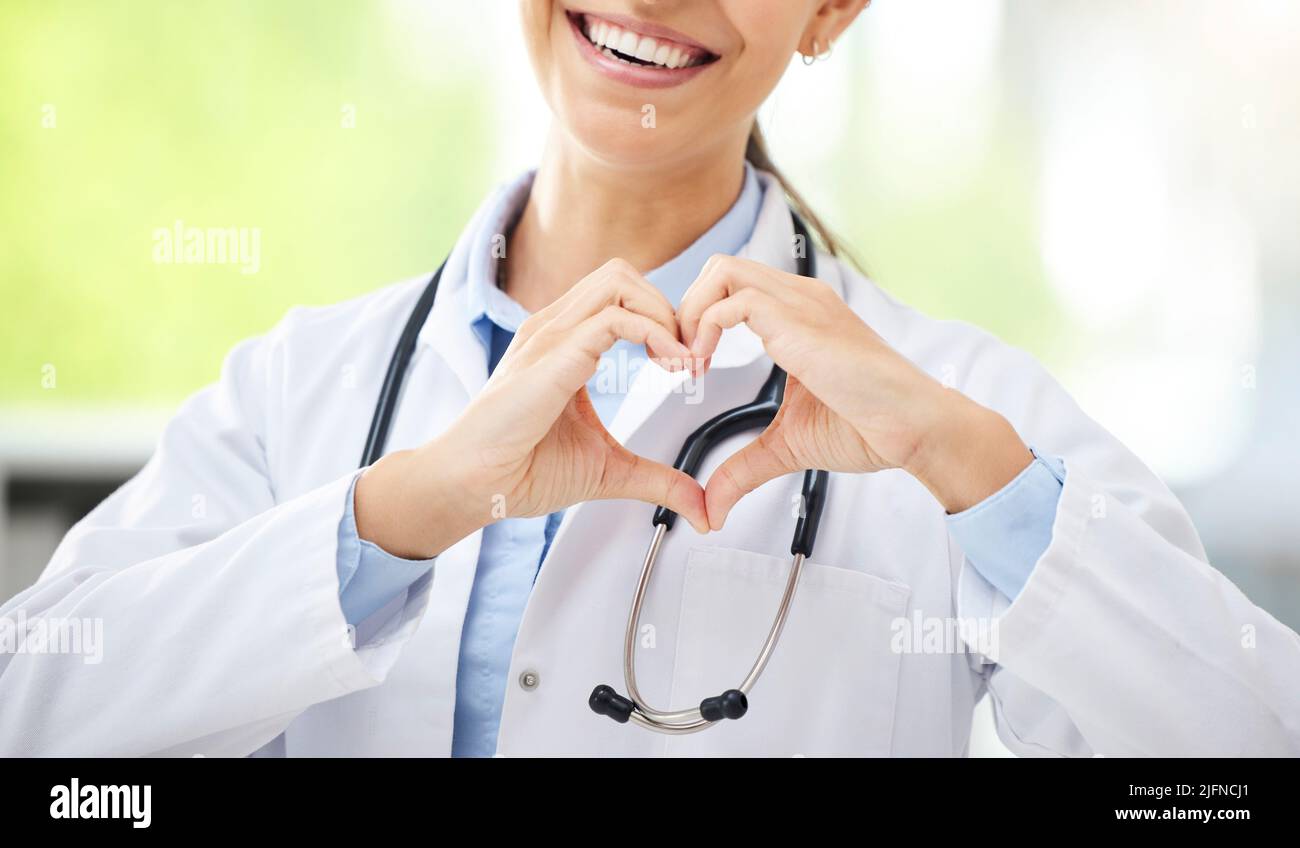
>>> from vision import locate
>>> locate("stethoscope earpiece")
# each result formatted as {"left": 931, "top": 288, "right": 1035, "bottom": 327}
{"left": 699, "top": 690, "right": 748, "bottom": 722}
{"left": 588, "top": 684, "right": 635, "bottom": 724}
{"left": 592, "top": 684, "right": 749, "bottom": 726}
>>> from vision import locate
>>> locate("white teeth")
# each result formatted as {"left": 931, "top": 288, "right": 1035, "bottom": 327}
{"left": 634, "top": 36, "right": 657, "bottom": 62}
{"left": 581, "top": 16, "right": 704, "bottom": 69}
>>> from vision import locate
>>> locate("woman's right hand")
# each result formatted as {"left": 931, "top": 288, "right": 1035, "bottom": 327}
{"left": 354, "top": 259, "right": 710, "bottom": 559}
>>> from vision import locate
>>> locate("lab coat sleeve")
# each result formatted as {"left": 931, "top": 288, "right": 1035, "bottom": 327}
{"left": 956, "top": 347, "right": 1300, "bottom": 757}
{"left": 0, "top": 327, "right": 433, "bottom": 757}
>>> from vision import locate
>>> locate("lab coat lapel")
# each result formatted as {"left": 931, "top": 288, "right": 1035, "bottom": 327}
{"left": 412, "top": 180, "right": 509, "bottom": 400}
{"left": 417, "top": 282, "right": 487, "bottom": 401}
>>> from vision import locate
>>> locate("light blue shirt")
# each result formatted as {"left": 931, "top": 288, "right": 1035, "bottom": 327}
{"left": 945, "top": 449, "right": 1066, "bottom": 600}
{"left": 333, "top": 165, "right": 1065, "bottom": 756}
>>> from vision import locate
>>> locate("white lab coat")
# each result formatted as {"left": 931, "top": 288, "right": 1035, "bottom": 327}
{"left": 3, "top": 174, "right": 1297, "bottom": 757}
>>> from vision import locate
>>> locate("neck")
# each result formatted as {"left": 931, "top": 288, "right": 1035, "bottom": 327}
{"left": 504, "top": 130, "right": 749, "bottom": 312}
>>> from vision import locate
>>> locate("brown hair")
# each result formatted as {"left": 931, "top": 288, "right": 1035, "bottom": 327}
{"left": 744, "top": 121, "right": 853, "bottom": 264}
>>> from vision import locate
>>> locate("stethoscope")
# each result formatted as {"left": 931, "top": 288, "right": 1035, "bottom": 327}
{"left": 360, "top": 205, "right": 829, "bottom": 735}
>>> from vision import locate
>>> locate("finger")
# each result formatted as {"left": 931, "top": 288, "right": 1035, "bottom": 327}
{"left": 541, "top": 258, "right": 645, "bottom": 319}
{"left": 569, "top": 305, "right": 690, "bottom": 364}
{"left": 561, "top": 265, "right": 678, "bottom": 335}
{"left": 531, "top": 260, "right": 683, "bottom": 360}
{"left": 535, "top": 306, "right": 691, "bottom": 402}
{"left": 599, "top": 449, "right": 709, "bottom": 535}
{"left": 507, "top": 261, "right": 626, "bottom": 350}
{"left": 704, "top": 429, "right": 798, "bottom": 531}
{"left": 678, "top": 254, "right": 800, "bottom": 349}
{"left": 689, "top": 287, "right": 786, "bottom": 363}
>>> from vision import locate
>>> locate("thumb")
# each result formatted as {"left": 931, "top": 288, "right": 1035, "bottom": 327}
{"left": 599, "top": 450, "right": 709, "bottom": 534}
{"left": 704, "top": 431, "right": 796, "bottom": 531}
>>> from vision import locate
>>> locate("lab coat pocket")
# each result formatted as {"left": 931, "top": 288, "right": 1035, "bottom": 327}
{"left": 665, "top": 546, "right": 910, "bottom": 757}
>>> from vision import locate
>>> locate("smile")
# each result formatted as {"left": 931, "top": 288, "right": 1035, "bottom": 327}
{"left": 566, "top": 10, "right": 719, "bottom": 88}
{"left": 576, "top": 12, "right": 713, "bottom": 69}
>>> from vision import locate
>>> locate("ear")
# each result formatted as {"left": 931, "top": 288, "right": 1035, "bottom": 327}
{"left": 798, "top": 0, "right": 871, "bottom": 58}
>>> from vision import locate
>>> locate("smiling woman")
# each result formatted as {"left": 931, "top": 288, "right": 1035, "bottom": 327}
{"left": 1, "top": 0, "right": 1297, "bottom": 760}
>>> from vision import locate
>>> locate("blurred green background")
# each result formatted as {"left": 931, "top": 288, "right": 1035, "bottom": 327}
{"left": 1, "top": 0, "right": 494, "bottom": 404}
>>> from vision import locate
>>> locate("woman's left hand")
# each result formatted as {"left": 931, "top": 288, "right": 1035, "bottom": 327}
{"left": 677, "top": 255, "right": 1034, "bottom": 529}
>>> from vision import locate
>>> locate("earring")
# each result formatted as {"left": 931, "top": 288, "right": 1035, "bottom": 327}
{"left": 801, "top": 39, "right": 818, "bottom": 66}
{"left": 801, "top": 36, "right": 833, "bottom": 65}
{"left": 801, "top": 38, "right": 820, "bottom": 66}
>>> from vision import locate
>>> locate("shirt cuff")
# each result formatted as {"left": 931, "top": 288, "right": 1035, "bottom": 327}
{"left": 945, "top": 448, "right": 1066, "bottom": 601}
{"left": 336, "top": 475, "right": 437, "bottom": 626}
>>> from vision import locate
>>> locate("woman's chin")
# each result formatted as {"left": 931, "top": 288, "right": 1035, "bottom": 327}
{"left": 561, "top": 113, "right": 697, "bottom": 169}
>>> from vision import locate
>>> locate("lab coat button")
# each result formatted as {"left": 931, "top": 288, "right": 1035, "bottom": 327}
{"left": 519, "top": 670, "right": 540, "bottom": 691}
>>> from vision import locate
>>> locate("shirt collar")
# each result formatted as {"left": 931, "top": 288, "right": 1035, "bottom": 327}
{"left": 464, "top": 170, "right": 536, "bottom": 351}
{"left": 463, "top": 162, "right": 764, "bottom": 349}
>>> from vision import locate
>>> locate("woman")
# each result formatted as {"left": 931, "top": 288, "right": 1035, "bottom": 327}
{"left": 2, "top": 0, "right": 1296, "bottom": 757}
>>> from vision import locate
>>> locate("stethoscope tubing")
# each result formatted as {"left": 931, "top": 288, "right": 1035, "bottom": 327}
{"left": 359, "top": 259, "right": 446, "bottom": 468}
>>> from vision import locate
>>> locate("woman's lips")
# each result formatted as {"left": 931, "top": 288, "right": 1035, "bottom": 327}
{"left": 566, "top": 11, "right": 718, "bottom": 90}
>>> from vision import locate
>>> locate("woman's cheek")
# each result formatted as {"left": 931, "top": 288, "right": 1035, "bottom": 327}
{"left": 722, "top": 0, "right": 814, "bottom": 55}
{"left": 517, "top": 0, "right": 558, "bottom": 89}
